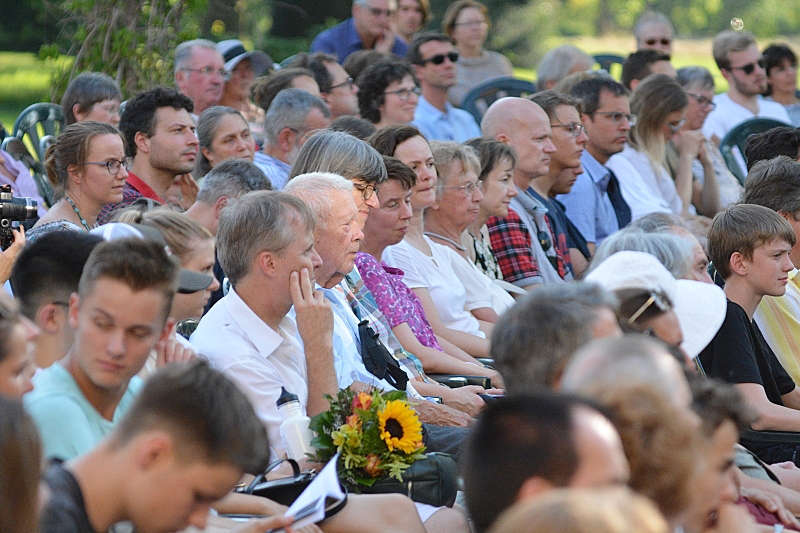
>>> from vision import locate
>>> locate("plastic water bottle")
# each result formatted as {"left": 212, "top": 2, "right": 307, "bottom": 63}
{"left": 277, "top": 387, "right": 314, "bottom": 460}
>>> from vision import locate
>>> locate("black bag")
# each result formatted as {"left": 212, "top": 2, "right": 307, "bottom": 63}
{"left": 357, "top": 319, "right": 409, "bottom": 391}
{"left": 359, "top": 452, "right": 458, "bottom": 507}
{"left": 237, "top": 459, "right": 348, "bottom": 518}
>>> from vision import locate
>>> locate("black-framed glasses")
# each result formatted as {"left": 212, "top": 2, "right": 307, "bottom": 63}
{"left": 593, "top": 111, "right": 636, "bottom": 126}
{"left": 443, "top": 181, "right": 480, "bottom": 197}
{"left": 181, "top": 66, "right": 229, "bottom": 80}
{"left": 729, "top": 58, "right": 765, "bottom": 75}
{"left": 384, "top": 86, "right": 421, "bottom": 101}
{"left": 353, "top": 182, "right": 377, "bottom": 202}
{"left": 419, "top": 52, "right": 459, "bottom": 65}
{"left": 645, "top": 38, "right": 671, "bottom": 46}
{"left": 330, "top": 77, "right": 355, "bottom": 90}
{"left": 85, "top": 159, "right": 129, "bottom": 176}
{"left": 686, "top": 92, "right": 716, "bottom": 110}
{"left": 551, "top": 122, "right": 586, "bottom": 138}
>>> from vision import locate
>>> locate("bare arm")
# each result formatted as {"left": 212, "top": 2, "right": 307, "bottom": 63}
{"left": 291, "top": 269, "right": 337, "bottom": 417}
{"left": 693, "top": 140, "right": 721, "bottom": 216}
{"left": 737, "top": 383, "right": 800, "bottom": 432}
{"left": 569, "top": 248, "right": 589, "bottom": 278}
{"left": 411, "top": 287, "right": 490, "bottom": 357}
{"left": 470, "top": 306, "right": 499, "bottom": 323}
{"left": 673, "top": 130, "right": 703, "bottom": 215}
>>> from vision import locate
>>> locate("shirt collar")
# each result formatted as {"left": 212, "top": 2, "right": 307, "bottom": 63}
{"left": 580, "top": 150, "right": 611, "bottom": 186}
{"left": 125, "top": 171, "right": 165, "bottom": 203}
{"left": 345, "top": 18, "right": 364, "bottom": 48}
{"left": 224, "top": 288, "right": 284, "bottom": 355}
{"left": 417, "top": 94, "right": 451, "bottom": 119}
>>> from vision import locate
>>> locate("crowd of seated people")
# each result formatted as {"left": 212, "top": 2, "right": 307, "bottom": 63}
{"left": 4, "top": 2, "right": 800, "bottom": 532}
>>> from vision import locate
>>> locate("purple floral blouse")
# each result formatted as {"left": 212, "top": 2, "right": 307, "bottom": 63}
{"left": 354, "top": 252, "right": 443, "bottom": 351}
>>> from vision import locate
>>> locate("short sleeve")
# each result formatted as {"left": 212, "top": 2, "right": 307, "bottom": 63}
{"left": 356, "top": 254, "right": 412, "bottom": 329}
{"left": 447, "top": 250, "right": 493, "bottom": 310}
{"left": 383, "top": 243, "right": 427, "bottom": 289}
{"left": 25, "top": 397, "right": 96, "bottom": 461}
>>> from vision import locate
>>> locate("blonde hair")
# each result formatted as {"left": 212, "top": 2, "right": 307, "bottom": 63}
{"left": 489, "top": 487, "right": 668, "bottom": 533}
{"left": 114, "top": 207, "right": 212, "bottom": 263}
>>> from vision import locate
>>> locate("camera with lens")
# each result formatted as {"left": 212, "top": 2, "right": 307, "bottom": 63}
{"left": 0, "top": 184, "right": 38, "bottom": 249}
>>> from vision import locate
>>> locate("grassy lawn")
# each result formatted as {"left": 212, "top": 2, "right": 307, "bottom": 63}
{"left": 1, "top": 34, "right": 799, "bottom": 131}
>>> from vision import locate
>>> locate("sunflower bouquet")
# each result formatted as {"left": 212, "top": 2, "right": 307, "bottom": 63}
{"left": 309, "top": 387, "right": 427, "bottom": 490}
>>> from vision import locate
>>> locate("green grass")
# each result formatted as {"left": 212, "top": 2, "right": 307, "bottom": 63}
{"left": 0, "top": 52, "right": 69, "bottom": 133}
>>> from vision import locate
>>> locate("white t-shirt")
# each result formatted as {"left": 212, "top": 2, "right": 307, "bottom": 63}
{"left": 382, "top": 237, "right": 486, "bottom": 338}
{"left": 702, "top": 93, "right": 791, "bottom": 143}
{"left": 607, "top": 145, "right": 683, "bottom": 221}
{"left": 450, "top": 251, "right": 515, "bottom": 315}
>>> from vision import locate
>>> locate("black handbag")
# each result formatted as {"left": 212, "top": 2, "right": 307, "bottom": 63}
{"left": 357, "top": 319, "right": 409, "bottom": 391}
{"left": 358, "top": 452, "right": 458, "bottom": 507}
{"left": 237, "top": 459, "right": 348, "bottom": 518}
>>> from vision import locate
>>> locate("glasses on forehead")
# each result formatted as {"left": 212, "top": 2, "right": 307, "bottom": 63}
{"left": 593, "top": 111, "right": 636, "bottom": 126}
{"left": 330, "top": 77, "right": 355, "bottom": 90}
{"left": 686, "top": 92, "right": 716, "bottom": 110}
{"left": 551, "top": 122, "right": 586, "bottom": 138}
{"left": 384, "top": 86, "right": 421, "bottom": 101}
{"left": 182, "top": 66, "right": 229, "bottom": 80}
{"left": 419, "top": 52, "right": 459, "bottom": 65}
{"left": 443, "top": 180, "right": 480, "bottom": 197}
{"left": 85, "top": 158, "right": 130, "bottom": 176}
{"left": 645, "top": 38, "right": 671, "bottom": 46}
{"left": 729, "top": 58, "right": 765, "bottom": 75}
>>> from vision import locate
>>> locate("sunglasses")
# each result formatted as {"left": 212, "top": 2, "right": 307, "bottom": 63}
{"left": 729, "top": 58, "right": 765, "bottom": 75}
{"left": 419, "top": 52, "right": 459, "bottom": 65}
{"left": 645, "top": 38, "right": 671, "bottom": 46}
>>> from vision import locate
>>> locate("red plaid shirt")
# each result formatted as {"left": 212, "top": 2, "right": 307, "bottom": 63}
{"left": 487, "top": 208, "right": 542, "bottom": 286}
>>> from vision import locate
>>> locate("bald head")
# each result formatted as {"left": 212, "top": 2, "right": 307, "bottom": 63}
{"left": 480, "top": 97, "right": 556, "bottom": 180}
{"left": 561, "top": 334, "right": 691, "bottom": 410}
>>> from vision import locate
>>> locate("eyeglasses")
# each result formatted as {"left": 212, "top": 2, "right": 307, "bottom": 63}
{"left": 551, "top": 122, "right": 586, "bottom": 138}
{"left": 181, "top": 66, "right": 229, "bottom": 79}
{"left": 728, "top": 58, "right": 766, "bottom": 75}
{"left": 367, "top": 6, "right": 394, "bottom": 17}
{"left": 686, "top": 92, "right": 716, "bottom": 110}
{"left": 419, "top": 52, "right": 459, "bottom": 65}
{"left": 668, "top": 118, "right": 686, "bottom": 134}
{"left": 593, "top": 111, "right": 636, "bottom": 125}
{"left": 624, "top": 290, "right": 672, "bottom": 325}
{"left": 444, "top": 181, "right": 480, "bottom": 197}
{"left": 645, "top": 38, "right": 671, "bottom": 47}
{"left": 330, "top": 77, "right": 355, "bottom": 90}
{"left": 353, "top": 182, "right": 377, "bottom": 202}
{"left": 85, "top": 159, "right": 129, "bottom": 175}
{"left": 384, "top": 86, "right": 421, "bottom": 101}
{"left": 454, "top": 19, "right": 487, "bottom": 28}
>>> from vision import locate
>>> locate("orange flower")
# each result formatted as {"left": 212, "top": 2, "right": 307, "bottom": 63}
{"left": 346, "top": 413, "right": 361, "bottom": 429}
{"left": 352, "top": 391, "right": 373, "bottom": 411}
{"left": 364, "top": 454, "right": 382, "bottom": 477}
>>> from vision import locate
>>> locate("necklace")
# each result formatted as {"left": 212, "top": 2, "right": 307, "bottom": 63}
{"left": 64, "top": 194, "right": 93, "bottom": 231}
{"left": 424, "top": 231, "right": 467, "bottom": 251}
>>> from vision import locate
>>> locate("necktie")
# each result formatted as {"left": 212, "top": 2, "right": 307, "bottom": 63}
{"left": 605, "top": 167, "right": 632, "bottom": 228}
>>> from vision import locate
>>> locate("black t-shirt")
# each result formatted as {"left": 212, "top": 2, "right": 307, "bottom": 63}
{"left": 699, "top": 300, "right": 795, "bottom": 405}
{"left": 40, "top": 460, "right": 98, "bottom": 533}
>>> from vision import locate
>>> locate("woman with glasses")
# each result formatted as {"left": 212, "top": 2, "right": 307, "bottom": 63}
{"left": 442, "top": 0, "right": 512, "bottom": 106}
{"left": 193, "top": 106, "right": 255, "bottom": 179}
{"left": 763, "top": 43, "right": 800, "bottom": 127}
{"left": 671, "top": 66, "right": 741, "bottom": 210}
{"left": 607, "top": 74, "right": 700, "bottom": 220}
{"left": 357, "top": 60, "right": 420, "bottom": 129}
{"left": 371, "top": 125, "right": 494, "bottom": 357}
{"left": 31, "top": 121, "right": 127, "bottom": 241}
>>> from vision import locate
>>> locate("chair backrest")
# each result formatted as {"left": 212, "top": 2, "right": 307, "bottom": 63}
{"left": 461, "top": 76, "right": 537, "bottom": 124}
{"left": 593, "top": 53, "right": 625, "bottom": 75}
{"left": 718, "top": 117, "right": 791, "bottom": 185}
{"left": 11, "top": 103, "right": 64, "bottom": 163}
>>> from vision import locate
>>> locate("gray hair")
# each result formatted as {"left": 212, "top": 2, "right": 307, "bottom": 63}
{"left": 536, "top": 45, "right": 594, "bottom": 92}
{"left": 264, "top": 88, "right": 331, "bottom": 145}
{"left": 429, "top": 141, "right": 481, "bottom": 199}
{"left": 284, "top": 172, "right": 354, "bottom": 222}
{"left": 197, "top": 159, "right": 272, "bottom": 204}
{"left": 629, "top": 212, "right": 686, "bottom": 233}
{"left": 194, "top": 106, "right": 249, "bottom": 178}
{"left": 216, "top": 191, "right": 315, "bottom": 285}
{"left": 174, "top": 39, "right": 218, "bottom": 73}
{"left": 289, "top": 130, "right": 387, "bottom": 184}
{"left": 675, "top": 66, "right": 715, "bottom": 92}
{"left": 490, "top": 282, "right": 619, "bottom": 392}
{"left": 634, "top": 11, "right": 674, "bottom": 41}
{"left": 589, "top": 228, "right": 694, "bottom": 279}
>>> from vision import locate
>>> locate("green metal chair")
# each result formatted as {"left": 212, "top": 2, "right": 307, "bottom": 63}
{"left": 718, "top": 117, "right": 790, "bottom": 185}
{"left": 461, "top": 76, "right": 537, "bottom": 124}
{"left": 593, "top": 53, "right": 625, "bottom": 75}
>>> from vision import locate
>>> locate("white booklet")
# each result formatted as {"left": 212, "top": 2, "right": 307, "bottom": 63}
{"left": 277, "top": 453, "right": 345, "bottom": 531}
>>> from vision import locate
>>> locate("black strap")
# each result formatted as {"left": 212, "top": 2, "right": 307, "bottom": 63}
{"left": 357, "top": 320, "right": 408, "bottom": 391}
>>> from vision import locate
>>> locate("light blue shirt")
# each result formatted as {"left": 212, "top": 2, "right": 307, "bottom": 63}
{"left": 253, "top": 151, "right": 291, "bottom": 190}
{"left": 24, "top": 363, "right": 142, "bottom": 460}
{"left": 557, "top": 150, "right": 620, "bottom": 245}
{"left": 412, "top": 94, "right": 481, "bottom": 142}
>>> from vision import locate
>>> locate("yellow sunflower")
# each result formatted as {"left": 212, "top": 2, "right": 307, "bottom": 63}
{"left": 378, "top": 400, "right": 423, "bottom": 453}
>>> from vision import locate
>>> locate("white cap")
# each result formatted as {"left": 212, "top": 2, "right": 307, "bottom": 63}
{"left": 586, "top": 251, "right": 726, "bottom": 358}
